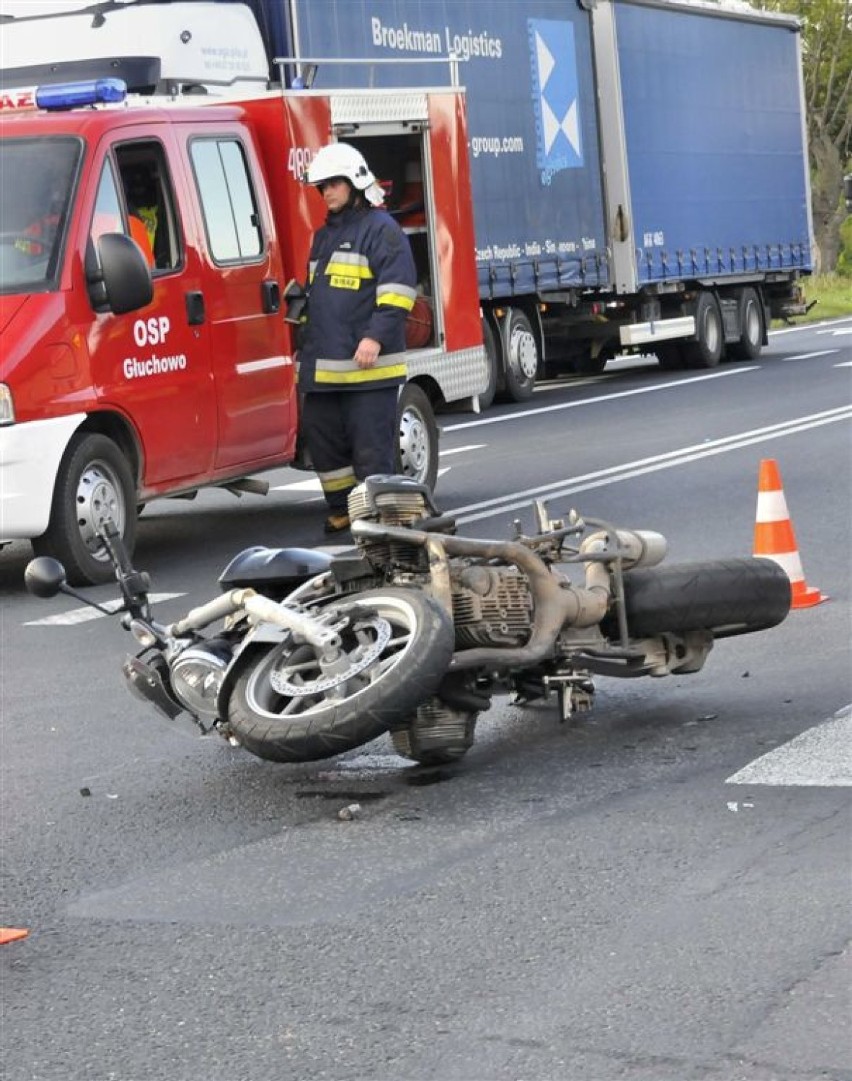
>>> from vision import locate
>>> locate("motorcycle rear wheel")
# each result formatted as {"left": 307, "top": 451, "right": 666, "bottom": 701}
{"left": 226, "top": 588, "right": 455, "bottom": 763}
{"left": 619, "top": 557, "right": 791, "bottom": 639}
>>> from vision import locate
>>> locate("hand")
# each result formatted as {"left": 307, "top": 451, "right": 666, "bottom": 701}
{"left": 354, "top": 337, "right": 381, "bottom": 369}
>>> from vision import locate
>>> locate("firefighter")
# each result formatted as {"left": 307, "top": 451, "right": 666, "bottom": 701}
{"left": 123, "top": 163, "right": 163, "bottom": 266}
{"left": 298, "top": 142, "right": 417, "bottom": 533}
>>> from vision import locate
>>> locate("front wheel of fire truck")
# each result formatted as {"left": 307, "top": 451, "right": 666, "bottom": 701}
{"left": 33, "top": 432, "right": 137, "bottom": 587}
{"left": 396, "top": 383, "right": 439, "bottom": 493}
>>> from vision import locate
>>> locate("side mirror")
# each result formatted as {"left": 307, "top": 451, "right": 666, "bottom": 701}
{"left": 24, "top": 556, "right": 68, "bottom": 598}
{"left": 86, "top": 232, "right": 153, "bottom": 314}
{"left": 844, "top": 174, "right": 852, "bottom": 214}
{"left": 25, "top": 555, "right": 119, "bottom": 613}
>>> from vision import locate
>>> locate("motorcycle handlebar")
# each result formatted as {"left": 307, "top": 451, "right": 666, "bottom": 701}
{"left": 97, "top": 519, "right": 152, "bottom": 614}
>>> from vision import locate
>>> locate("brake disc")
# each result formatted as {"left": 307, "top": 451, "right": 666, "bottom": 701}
{"left": 269, "top": 615, "right": 393, "bottom": 697}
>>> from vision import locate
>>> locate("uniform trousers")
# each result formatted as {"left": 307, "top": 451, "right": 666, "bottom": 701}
{"left": 301, "top": 386, "right": 399, "bottom": 511}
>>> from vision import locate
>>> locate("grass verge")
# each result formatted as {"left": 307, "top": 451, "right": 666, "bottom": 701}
{"left": 780, "top": 273, "right": 852, "bottom": 326}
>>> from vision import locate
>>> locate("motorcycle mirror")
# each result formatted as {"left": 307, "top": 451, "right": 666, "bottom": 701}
{"left": 24, "top": 556, "right": 119, "bottom": 615}
{"left": 24, "top": 556, "right": 68, "bottom": 598}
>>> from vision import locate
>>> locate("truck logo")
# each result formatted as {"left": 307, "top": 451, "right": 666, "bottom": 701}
{"left": 528, "top": 19, "right": 583, "bottom": 174}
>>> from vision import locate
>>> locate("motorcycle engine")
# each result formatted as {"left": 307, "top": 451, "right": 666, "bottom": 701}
{"left": 451, "top": 564, "right": 533, "bottom": 648}
{"left": 348, "top": 476, "right": 434, "bottom": 571}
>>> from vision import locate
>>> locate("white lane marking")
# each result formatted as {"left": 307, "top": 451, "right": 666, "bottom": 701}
{"left": 270, "top": 477, "right": 321, "bottom": 493}
{"left": 448, "top": 406, "right": 852, "bottom": 524}
{"left": 25, "top": 593, "right": 184, "bottom": 627}
{"left": 782, "top": 350, "right": 839, "bottom": 361}
{"left": 726, "top": 706, "right": 852, "bottom": 787}
{"left": 771, "top": 317, "right": 852, "bottom": 336}
{"left": 816, "top": 327, "right": 852, "bottom": 337}
{"left": 836, "top": 361, "right": 852, "bottom": 368}
{"left": 440, "top": 444, "right": 485, "bottom": 456}
{"left": 444, "top": 367, "right": 758, "bottom": 433}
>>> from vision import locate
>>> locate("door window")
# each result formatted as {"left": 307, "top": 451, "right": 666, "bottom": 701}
{"left": 114, "top": 143, "right": 180, "bottom": 272}
{"left": 190, "top": 138, "right": 263, "bottom": 262}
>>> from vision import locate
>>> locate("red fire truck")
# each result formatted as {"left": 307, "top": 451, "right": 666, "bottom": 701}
{"left": 0, "top": 3, "right": 487, "bottom": 584}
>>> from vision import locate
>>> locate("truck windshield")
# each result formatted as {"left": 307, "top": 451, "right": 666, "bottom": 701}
{"left": 0, "top": 137, "right": 81, "bottom": 294}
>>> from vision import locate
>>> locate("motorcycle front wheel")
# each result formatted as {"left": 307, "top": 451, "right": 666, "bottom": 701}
{"left": 226, "top": 588, "right": 455, "bottom": 763}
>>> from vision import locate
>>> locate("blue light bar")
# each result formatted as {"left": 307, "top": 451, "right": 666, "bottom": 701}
{"left": 35, "top": 78, "right": 127, "bottom": 111}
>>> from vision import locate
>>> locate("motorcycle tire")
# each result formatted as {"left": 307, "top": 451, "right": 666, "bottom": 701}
{"left": 619, "top": 558, "right": 791, "bottom": 639}
{"left": 226, "top": 588, "right": 455, "bottom": 763}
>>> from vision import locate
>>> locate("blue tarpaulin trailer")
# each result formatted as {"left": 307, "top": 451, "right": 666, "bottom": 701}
{"left": 250, "top": 0, "right": 812, "bottom": 390}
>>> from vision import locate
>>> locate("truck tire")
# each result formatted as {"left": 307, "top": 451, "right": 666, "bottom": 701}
{"left": 619, "top": 558, "right": 791, "bottom": 639}
{"left": 478, "top": 315, "right": 500, "bottom": 411}
{"left": 728, "top": 287, "right": 764, "bottom": 360}
{"left": 396, "top": 383, "right": 439, "bottom": 492}
{"left": 32, "top": 432, "right": 137, "bottom": 587}
{"left": 684, "top": 291, "right": 724, "bottom": 368}
{"left": 226, "top": 588, "right": 455, "bottom": 763}
{"left": 498, "top": 307, "right": 537, "bottom": 402}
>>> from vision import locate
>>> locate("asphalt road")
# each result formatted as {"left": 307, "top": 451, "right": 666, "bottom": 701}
{"left": 1, "top": 317, "right": 850, "bottom": 1081}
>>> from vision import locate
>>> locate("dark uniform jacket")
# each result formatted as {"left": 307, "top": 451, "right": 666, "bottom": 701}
{"left": 297, "top": 204, "right": 417, "bottom": 393}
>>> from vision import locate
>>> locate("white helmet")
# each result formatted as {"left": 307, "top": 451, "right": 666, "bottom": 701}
{"left": 306, "top": 143, "right": 384, "bottom": 206}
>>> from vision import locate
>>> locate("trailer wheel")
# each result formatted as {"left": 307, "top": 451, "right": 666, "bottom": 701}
{"left": 728, "top": 287, "right": 764, "bottom": 361}
{"left": 478, "top": 315, "right": 500, "bottom": 411}
{"left": 396, "top": 383, "right": 439, "bottom": 493}
{"left": 685, "top": 291, "right": 724, "bottom": 368}
{"left": 499, "top": 307, "right": 537, "bottom": 402}
{"left": 32, "top": 432, "right": 137, "bottom": 586}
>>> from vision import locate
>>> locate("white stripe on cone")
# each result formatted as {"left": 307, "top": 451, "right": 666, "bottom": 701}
{"left": 755, "top": 489, "right": 791, "bottom": 522}
{"left": 761, "top": 549, "right": 807, "bottom": 582}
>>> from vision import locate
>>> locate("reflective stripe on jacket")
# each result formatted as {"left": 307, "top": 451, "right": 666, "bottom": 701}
{"left": 298, "top": 204, "right": 417, "bottom": 392}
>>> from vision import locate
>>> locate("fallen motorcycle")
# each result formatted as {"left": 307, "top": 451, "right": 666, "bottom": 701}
{"left": 25, "top": 475, "right": 791, "bottom": 766}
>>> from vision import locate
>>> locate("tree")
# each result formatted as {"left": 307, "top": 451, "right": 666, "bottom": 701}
{"left": 757, "top": 0, "right": 852, "bottom": 272}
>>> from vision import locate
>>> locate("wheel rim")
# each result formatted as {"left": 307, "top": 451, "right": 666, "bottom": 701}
{"left": 398, "top": 404, "right": 430, "bottom": 483}
{"left": 75, "top": 458, "right": 127, "bottom": 559}
{"left": 243, "top": 596, "right": 421, "bottom": 720}
{"left": 744, "top": 298, "right": 760, "bottom": 346}
{"left": 702, "top": 306, "right": 721, "bottom": 355}
{"left": 509, "top": 323, "right": 538, "bottom": 379}
{"left": 270, "top": 615, "right": 393, "bottom": 696}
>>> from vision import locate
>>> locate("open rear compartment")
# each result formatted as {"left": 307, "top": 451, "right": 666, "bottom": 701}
{"left": 347, "top": 131, "right": 438, "bottom": 353}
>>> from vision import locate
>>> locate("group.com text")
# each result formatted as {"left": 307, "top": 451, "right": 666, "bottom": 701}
{"left": 470, "top": 135, "right": 525, "bottom": 159}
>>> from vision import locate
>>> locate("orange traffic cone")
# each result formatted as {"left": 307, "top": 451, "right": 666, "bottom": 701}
{"left": 753, "top": 458, "right": 826, "bottom": 609}
{"left": 0, "top": 927, "right": 29, "bottom": 945}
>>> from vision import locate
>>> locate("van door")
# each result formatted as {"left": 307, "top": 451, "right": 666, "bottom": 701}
{"left": 87, "top": 135, "right": 217, "bottom": 485}
{"left": 186, "top": 130, "right": 294, "bottom": 471}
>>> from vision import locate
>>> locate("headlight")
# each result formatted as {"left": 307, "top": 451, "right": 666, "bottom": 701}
{"left": 0, "top": 385, "right": 15, "bottom": 426}
{"left": 170, "top": 641, "right": 233, "bottom": 719}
